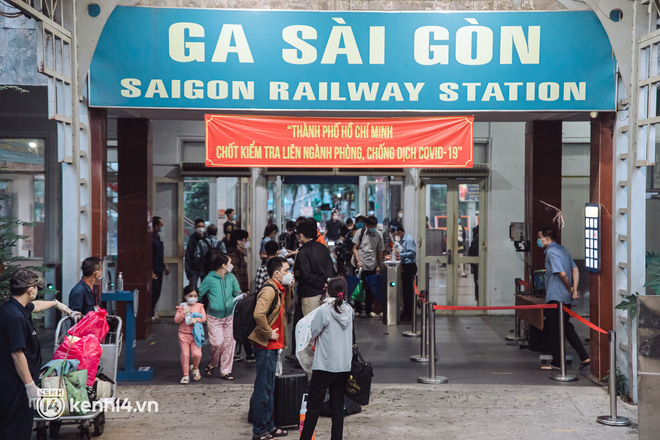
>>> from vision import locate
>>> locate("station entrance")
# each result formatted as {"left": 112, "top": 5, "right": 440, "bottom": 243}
{"left": 420, "top": 178, "right": 486, "bottom": 311}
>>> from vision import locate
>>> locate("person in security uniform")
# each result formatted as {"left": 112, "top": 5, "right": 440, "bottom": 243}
{"left": 0, "top": 268, "right": 74, "bottom": 440}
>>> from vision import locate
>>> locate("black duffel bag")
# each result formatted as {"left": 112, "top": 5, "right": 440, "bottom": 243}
{"left": 345, "top": 344, "right": 373, "bottom": 405}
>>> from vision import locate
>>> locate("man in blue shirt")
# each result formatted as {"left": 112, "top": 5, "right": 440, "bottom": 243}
{"left": 393, "top": 226, "right": 417, "bottom": 321}
{"left": 537, "top": 227, "right": 590, "bottom": 370}
{"left": 69, "top": 256, "right": 102, "bottom": 315}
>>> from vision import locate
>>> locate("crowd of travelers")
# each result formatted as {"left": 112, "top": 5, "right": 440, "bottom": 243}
{"left": 170, "top": 207, "right": 415, "bottom": 439}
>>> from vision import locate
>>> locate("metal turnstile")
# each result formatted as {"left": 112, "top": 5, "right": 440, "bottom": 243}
{"left": 383, "top": 261, "right": 402, "bottom": 325}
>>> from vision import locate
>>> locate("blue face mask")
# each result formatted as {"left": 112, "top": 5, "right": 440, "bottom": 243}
{"left": 355, "top": 222, "right": 364, "bottom": 229}
{"left": 537, "top": 238, "right": 544, "bottom": 248}
{"left": 368, "top": 227, "right": 377, "bottom": 234}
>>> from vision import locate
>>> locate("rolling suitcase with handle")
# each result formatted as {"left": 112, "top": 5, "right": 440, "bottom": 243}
{"left": 273, "top": 370, "right": 309, "bottom": 427}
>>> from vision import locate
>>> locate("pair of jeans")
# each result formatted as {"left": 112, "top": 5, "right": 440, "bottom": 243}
{"left": 544, "top": 301, "right": 589, "bottom": 366}
{"left": 300, "top": 370, "right": 349, "bottom": 440}
{"left": 354, "top": 269, "right": 377, "bottom": 315}
{"left": 400, "top": 263, "right": 417, "bottom": 319}
{"left": 250, "top": 346, "right": 278, "bottom": 436}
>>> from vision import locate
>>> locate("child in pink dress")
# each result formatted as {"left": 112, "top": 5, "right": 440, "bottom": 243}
{"left": 174, "top": 285, "right": 207, "bottom": 384}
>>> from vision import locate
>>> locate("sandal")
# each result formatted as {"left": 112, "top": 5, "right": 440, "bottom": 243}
{"left": 252, "top": 434, "right": 272, "bottom": 440}
{"left": 541, "top": 365, "right": 560, "bottom": 370}
{"left": 180, "top": 376, "right": 189, "bottom": 384}
{"left": 205, "top": 365, "right": 215, "bottom": 377}
{"left": 192, "top": 369, "right": 201, "bottom": 381}
{"left": 270, "top": 427, "right": 288, "bottom": 437}
{"left": 220, "top": 373, "right": 234, "bottom": 381}
{"left": 580, "top": 359, "right": 591, "bottom": 369}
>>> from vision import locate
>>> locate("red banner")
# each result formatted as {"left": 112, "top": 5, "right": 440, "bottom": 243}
{"left": 205, "top": 115, "right": 473, "bottom": 168}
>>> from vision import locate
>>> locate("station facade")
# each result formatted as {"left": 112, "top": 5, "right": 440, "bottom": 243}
{"left": 1, "top": 0, "right": 658, "bottom": 403}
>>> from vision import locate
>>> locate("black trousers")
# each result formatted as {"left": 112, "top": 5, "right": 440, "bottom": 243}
{"left": 300, "top": 370, "right": 348, "bottom": 440}
{"left": 401, "top": 263, "right": 417, "bottom": 320}
{"left": 151, "top": 270, "right": 163, "bottom": 317}
{"left": 355, "top": 269, "right": 377, "bottom": 315}
{"left": 544, "top": 301, "right": 589, "bottom": 366}
{"left": 0, "top": 382, "right": 32, "bottom": 440}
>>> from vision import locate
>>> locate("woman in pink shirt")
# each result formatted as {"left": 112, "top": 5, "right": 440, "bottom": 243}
{"left": 174, "top": 285, "right": 207, "bottom": 384}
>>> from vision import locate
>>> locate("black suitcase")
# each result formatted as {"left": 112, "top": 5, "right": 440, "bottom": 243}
{"left": 273, "top": 371, "right": 308, "bottom": 427}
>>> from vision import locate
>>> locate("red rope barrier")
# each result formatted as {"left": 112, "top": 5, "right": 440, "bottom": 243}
{"left": 562, "top": 305, "right": 608, "bottom": 335}
{"left": 433, "top": 304, "right": 558, "bottom": 311}
{"left": 414, "top": 282, "right": 421, "bottom": 297}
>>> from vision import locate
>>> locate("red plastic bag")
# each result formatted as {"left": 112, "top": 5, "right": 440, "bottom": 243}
{"left": 68, "top": 309, "right": 109, "bottom": 341}
{"left": 53, "top": 335, "right": 103, "bottom": 386}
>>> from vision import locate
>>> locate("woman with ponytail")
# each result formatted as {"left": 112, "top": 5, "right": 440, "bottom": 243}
{"left": 299, "top": 277, "right": 354, "bottom": 440}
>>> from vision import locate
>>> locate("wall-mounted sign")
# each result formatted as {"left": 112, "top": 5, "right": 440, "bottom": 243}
{"left": 89, "top": 7, "right": 615, "bottom": 112}
{"left": 205, "top": 115, "right": 473, "bottom": 168}
{"left": 585, "top": 203, "right": 600, "bottom": 273}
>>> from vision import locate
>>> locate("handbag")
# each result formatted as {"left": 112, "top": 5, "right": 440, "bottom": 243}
{"left": 344, "top": 344, "right": 373, "bottom": 406}
{"left": 40, "top": 359, "right": 90, "bottom": 416}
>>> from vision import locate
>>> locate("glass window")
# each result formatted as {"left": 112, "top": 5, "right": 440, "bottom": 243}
{"left": 0, "top": 138, "right": 46, "bottom": 259}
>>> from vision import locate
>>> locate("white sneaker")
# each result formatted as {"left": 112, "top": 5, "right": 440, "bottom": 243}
{"left": 180, "top": 376, "right": 189, "bottom": 384}
{"left": 369, "top": 312, "right": 379, "bottom": 318}
{"left": 151, "top": 316, "right": 162, "bottom": 323}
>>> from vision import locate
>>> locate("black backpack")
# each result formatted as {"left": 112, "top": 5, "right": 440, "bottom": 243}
{"left": 233, "top": 284, "right": 278, "bottom": 346}
{"left": 203, "top": 238, "right": 223, "bottom": 275}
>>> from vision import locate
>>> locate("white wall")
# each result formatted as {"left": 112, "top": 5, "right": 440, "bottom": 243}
{"left": 486, "top": 122, "right": 526, "bottom": 309}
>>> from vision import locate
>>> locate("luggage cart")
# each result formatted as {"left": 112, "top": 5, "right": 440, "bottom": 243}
{"left": 34, "top": 314, "right": 123, "bottom": 440}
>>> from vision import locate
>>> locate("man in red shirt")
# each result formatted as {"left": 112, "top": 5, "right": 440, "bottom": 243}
{"left": 248, "top": 257, "right": 294, "bottom": 440}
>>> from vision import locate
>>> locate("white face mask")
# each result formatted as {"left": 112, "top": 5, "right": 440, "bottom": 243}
{"left": 225, "top": 264, "right": 233, "bottom": 273}
{"left": 394, "top": 236, "right": 401, "bottom": 242}
{"left": 398, "top": 212, "right": 403, "bottom": 219}
{"left": 196, "top": 227, "right": 205, "bottom": 235}
{"left": 332, "top": 215, "right": 339, "bottom": 220}
{"left": 96, "top": 271, "right": 103, "bottom": 280}
{"left": 187, "top": 297, "right": 198, "bottom": 305}
{"left": 280, "top": 272, "right": 294, "bottom": 285}
{"left": 243, "top": 240, "right": 251, "bottom": 250}
{"left": 29, "top": 287, "right": 38, "bottom": 301}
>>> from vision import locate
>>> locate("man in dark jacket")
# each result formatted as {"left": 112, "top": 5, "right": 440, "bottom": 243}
{"left": 295, "top": 220, "right": 334, "bottom": 316}
{"left": 185, "top": 218, "right": 206, "bottom": 286}
{"left": 152, "top": 216, "right": 170, "bottom": 321}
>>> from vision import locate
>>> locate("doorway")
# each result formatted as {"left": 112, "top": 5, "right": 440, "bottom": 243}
{"left": 419, "top": 179, "right": 486, "bottom": 312}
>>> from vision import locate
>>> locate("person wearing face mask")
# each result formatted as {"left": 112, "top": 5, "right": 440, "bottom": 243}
{"left": 185, "top": 218, "right": 207, "bottom": 287}
{"left": 199, "top": 253, "right": 243, "bottom": 379}
{"left": 392, "top": 226, "right": 417, "bottom": 322}
{"left": 1, "top": 268, "right": 75, "bottom": 440}
{"left": 295, "top": 221, "right": 335, "bottom": 316}
{"left": 324, "top": 209, "right": 343, "bottom": 244}
{"left": 390, "top": 208, "right": 404, "bottom": 231}
{"left": 174, "top": 285, "right": 207, "bottom": 384}
{"left": 69, "top": 256, "right": 104, "bottom": 315}
{"left": 152, "top": 216, "right": 170, "bottom": 322}
{"left": 249, "top": 257, "right": 294, "bottom": 440}
{"left": 227, "top": 228, "right": 254, "bottom": 362}
{"left": 537, "top": 226, "right": 590, "bottom": 371}
{"left": 351, "top": 215, "right": 385, "bottom": 318}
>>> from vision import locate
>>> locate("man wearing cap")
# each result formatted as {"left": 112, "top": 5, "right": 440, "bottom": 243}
{"left": 0, "top": 268, "right": 74, "bottom": 439}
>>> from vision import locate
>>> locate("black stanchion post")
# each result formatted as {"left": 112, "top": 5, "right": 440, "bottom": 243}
{"left": 550, "top": 303, "right": 578, "bottom": 382}
{"left": 597, "top": 331, "right": 631, "bottom": 426}
{"left": 410, "top": 297, "right": 428, "bottom": 363}
{"left": 418, "top": 302, "right": 448, "bottom": 384}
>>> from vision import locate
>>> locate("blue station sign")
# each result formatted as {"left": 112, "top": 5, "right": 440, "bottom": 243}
{"left": 89, "top": 7, "right": 616, "bottom": 112}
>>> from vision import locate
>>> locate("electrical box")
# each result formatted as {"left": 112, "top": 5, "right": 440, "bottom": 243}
{"left": 509, "top": 222, "right": 527, "bottom": 242}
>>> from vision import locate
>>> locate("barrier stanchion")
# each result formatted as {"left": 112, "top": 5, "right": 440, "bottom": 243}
{"left": 410, "top": 295, "right": 429, "bottom": 363}
{"left": 597, "top": 331, "right": 631, "bottom": 426}
{"left": 418, "top": 302, "right": 448, "bottom": 384}
{"left": 403, "top": 286, "right": 423, "bottom": 338}
{"left": 550, "top": 304, "right": 578, "bottom": 382}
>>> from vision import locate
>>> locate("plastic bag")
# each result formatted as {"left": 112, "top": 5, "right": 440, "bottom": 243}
{"left": 68, "top": 309, "right": 109, "bottom": 341}
{"left": 53, "top": 334, "right": 103, "bottom": 386}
